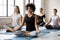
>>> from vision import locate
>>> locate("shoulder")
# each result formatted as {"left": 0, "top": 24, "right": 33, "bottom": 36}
{"left": 24, "top": 14, "right": 28, "bottom": 18}
{"left": 17, "top": 14, "right": 22, "bottom": 17}
{"left": 50, "top": 15, "right": 53, "bottom": 19}
{"left": 36, "top": 15, "right": 39, "bottom": 17}
{"left": 25, "top": 14, "right": 28, "bottom": 17}
{"left": 57, "top": 15, "right": 59, "bottom": 17}
{"left": 42, "top": 14, "right": 45, "bottom": 18}
{"left": 32, "top": 14, "right": 36, "bottom": 18}
{"left": 43, "top": 14, "right": 45, "bottom": 16}
{"left": 18, "top": 14, "right": 21, "bottom": 16}
{"left": 11, "top": 14, "right": 14, "bottom": 16}
{"left": 56, "top": 15, "right": 59, "bottom": 18}
{"left": 10, "top": 14, "right": 14, "bottom": 17}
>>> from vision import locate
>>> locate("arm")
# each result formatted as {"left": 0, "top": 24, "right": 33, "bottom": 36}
{"left": 43, "top": 17, "right": 46, "bottom": 23}
{"left": 7, "top": 27, "right": 14, "bottom": 32}
{"left": 46, "top": 18, "right": 52, "bottom": 25}
{"left": 43, "top": 15, "right": 46, "bottom": 23}
{"left": 18, "top": 16, "right": 22, "bottom": 26}
{"left": 6, "top": 17, "right": 14, "bottom": 32}
{"left": 35, "top": 15, "right": 40, "bottom": 33}
{"left": 7, "top": 17, "right": 12, "bottom": 26}
{"left": 58, "top": 16, "right": 60, "bottom": 25}
{"left": 1, "top": 17, "right": 12, "bottom": 25}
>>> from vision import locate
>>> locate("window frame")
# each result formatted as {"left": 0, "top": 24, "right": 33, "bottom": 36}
{"left": 0, "top": 0, "right": 41, "bottom": 17}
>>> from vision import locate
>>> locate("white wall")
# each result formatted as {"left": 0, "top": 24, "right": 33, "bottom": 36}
{"left": 38, "top": 0, "right": 44, "bottom": 17}
{"left": 44, "top": 0, "right": 60, "bottom": 21}
{"left": 41, "top": 0, "right": 45, "bottom": 11}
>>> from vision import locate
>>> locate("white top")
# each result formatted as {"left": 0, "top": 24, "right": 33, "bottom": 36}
{"left": 50, "top": 15, "right": 59, "bottom": 26}
{"left": 11, "top": 14, "right": 21, "bottom": 27}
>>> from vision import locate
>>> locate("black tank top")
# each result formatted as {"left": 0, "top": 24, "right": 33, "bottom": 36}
{"left": 24, "top": 14, "right": 36, "bottom": 32}
{"left": 37, "top": 15, "right": 45, "bottom": 26}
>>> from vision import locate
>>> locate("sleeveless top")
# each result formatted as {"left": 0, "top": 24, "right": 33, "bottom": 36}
{"left": 24, "top": 14, "right": 36, "bottom": 32}
{"left": 37, "top": 15, "right": 45, "bottom": 26}
{"left": 50, "top": 15, "right": 59, "bottom": 26}
{"left": 11, "top": 14, "right": 21, "bottom": 27}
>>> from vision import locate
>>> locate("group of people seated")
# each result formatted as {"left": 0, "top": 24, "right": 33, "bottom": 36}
{"left": 1, "top": 3, "right": 60, "bottom": 37}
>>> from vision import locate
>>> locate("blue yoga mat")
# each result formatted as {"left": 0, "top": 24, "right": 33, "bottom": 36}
{"left": 0, "top": 29, "right": 58, "bottom": 40}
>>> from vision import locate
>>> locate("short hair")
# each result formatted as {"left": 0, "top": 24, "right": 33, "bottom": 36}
{"left": 15, "top": 6, "right": 20, "bottom": 13}
{"left": 26, "top": 3, "right": 36, "bottom": 12}
{"left": 54, "top": 9, "right": 57, "bottom": 12}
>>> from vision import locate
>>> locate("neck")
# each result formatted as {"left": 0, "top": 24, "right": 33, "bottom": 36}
{"left": 54, "top": 14, "right": 57, "bottom": 16}
{"left": 40, "top": 12, "right": 43, "bottom": 14}
{"left": 14, "top": 12, "right": 18, "bottom": 15}
{"left": 40, "top": 12, "right": 43, "bottom": 15}
{"left": 28, "top": 12, "right": 32, "bottom": 15}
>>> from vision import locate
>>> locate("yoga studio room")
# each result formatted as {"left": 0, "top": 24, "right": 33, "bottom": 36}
{"left": 0, "top": 0, "right": 60, "bottom": 40}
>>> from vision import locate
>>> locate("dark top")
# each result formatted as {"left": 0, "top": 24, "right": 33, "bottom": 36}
{"left": 24, "top": 14, "right": 36, "bottom": 32}
{"left": 37, "top": 14, "right": 45, "bottom": 26}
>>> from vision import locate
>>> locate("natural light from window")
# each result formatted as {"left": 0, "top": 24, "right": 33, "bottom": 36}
{"left": 0, "top": 0, "right": 41, "bottom": 16}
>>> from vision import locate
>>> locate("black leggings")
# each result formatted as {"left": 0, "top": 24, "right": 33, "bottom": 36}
{"left": 7, "top": 27, "right": 14, "bottom": 32}
{"left": 7, "top": 27, "right": 21, "bottom": 32}
{"left": 54, "top": 26, "right": 60, "bottom": 30}
{"left": 46, "top": 25, "right": 54, "bottom": 29}
{"left": 46, "top": 25, "right": 60, "bottom": 30}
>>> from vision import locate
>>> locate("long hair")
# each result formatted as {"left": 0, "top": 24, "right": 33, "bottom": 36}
{"left": 15, "top": 6, "right": 20, "bottom": 14}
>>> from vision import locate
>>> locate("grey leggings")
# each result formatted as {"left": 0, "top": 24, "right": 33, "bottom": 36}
{"left": 15, "top": 31, "right": 38, "bottom": 37}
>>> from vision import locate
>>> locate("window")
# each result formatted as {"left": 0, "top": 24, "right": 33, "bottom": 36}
{"left": 25, "top": 0, "right": 29, "bottom": 14}
{"left": 0, "top": 0, "right": 41, "bottom": 16}
{"left": 35, "top": 0, "right": 41, "bottom": 15}
{"left": 15, "top": 0, "right": 24, "bottom": 16}
{"left": 0, "top": 0, "right": 6, "bottom": 16}
{"left": 30, "top": 0, "right": 34, "bottom": 3}
{"left": 25, "top": 0, "right": 29, "bottom": 5}
{"left": 0, "top": 0, "right": 14, "bottom": 16}
{"left": 8, "top": 0, "right": 14, "bottom": 16}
